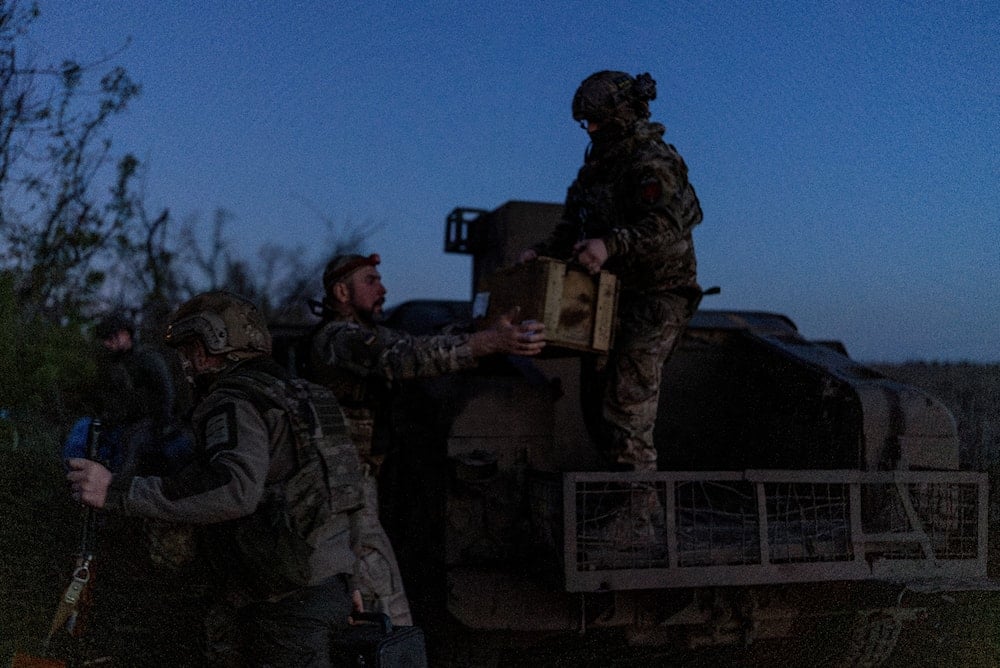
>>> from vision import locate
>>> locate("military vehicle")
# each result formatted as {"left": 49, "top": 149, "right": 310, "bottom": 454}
{"left": 281, "top": 201, "right": 992, "bottom": 666}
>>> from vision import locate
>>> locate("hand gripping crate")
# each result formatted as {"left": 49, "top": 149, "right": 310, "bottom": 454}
{"left": 473, "top": 257, "right": 618, "bottom": 354}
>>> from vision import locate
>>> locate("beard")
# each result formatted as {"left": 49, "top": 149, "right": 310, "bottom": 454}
{"left": 356, "top": 300, "right": 385, "bottom": 326}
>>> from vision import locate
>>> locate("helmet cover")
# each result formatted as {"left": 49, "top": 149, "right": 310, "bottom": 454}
{"left": 572, "top": 70, "right": 657, "bottom": 125}
{"left": 165, "top": 291, "right": 271, "bottom": 360}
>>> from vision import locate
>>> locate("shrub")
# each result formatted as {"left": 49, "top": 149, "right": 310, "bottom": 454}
{"left": 0, "top": 274, "right": 96, "bottom": 453}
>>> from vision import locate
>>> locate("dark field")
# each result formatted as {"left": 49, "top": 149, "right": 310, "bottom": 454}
{"left": 2, "top": 362, "right": 999, "bottom": 666}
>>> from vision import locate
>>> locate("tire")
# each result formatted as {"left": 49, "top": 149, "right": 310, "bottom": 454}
{"left": 834, "top": 610, "right": 902, "bottom": 668}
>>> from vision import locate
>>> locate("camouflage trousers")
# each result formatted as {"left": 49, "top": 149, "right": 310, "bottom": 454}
{"left": 342, "top": 411, "right": 412, "bottom": 625}
{"left": 600, "top": 290, "right": 699, "bottom": 471}
{"left": 352, "top": 469, "right": 413, "bottom": 626}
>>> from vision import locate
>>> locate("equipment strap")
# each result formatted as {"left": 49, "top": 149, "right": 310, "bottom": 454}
{"left": 43, "top": 556, "right": 92, "bottom": 648}
{"left": 42, "top": 419, "right": 101, "bottom": 652}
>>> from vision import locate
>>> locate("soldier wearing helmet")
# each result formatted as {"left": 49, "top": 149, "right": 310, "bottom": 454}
{"left": 165, "top": 291, "right": 273, "bottom": 389}
{"left": 83, "top": 310, "right": 188, "bottom": 474}
{"left": 308, "top": 252, "right": 547, "bottom": 624}
{"left": 520, "top": 70, "right": 704, "bottom": 486}
{"left": 571, "top": 70, "right": 657, "bottom": 142}
{"left": 68, "top": 291, "right": 366, "bottom": 666}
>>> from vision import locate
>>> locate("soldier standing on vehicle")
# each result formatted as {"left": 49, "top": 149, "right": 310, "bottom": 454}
{"left": 520, "top": 70, "right": 703, "bottom": 483}
{"left": 67, "top": 291, "right": 365, "bottom": 667}
{"left": 308, "top": 252, "right": 546, "bottom": 624}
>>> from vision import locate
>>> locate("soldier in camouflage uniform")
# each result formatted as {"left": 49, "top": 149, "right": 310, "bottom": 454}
{"left": 88, "top": 312, "right": 191, "bottom": 476}
{"left": 68, "top": 291, "right": 365, "bottom": 667}
{"left": 309, "top": 253, "right": 546, "bottom": 624}
{"left": 521, "top": 70, "right": 704, "bottom": 473}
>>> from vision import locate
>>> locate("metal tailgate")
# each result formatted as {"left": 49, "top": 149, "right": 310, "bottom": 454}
{"left": 530, "top": 469, "right": 988, "bottom": 592}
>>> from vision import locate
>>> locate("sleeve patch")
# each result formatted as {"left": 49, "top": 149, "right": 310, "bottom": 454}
{"left": 640, "top": 179, "right": 663, "bottom": 204}
{"left": 202, "top": 404, "right": 237, "bottom": 455}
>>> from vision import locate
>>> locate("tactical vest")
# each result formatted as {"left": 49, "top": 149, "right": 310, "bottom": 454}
{"left": 213, "top": 368, "right": 364, "bottom": 595}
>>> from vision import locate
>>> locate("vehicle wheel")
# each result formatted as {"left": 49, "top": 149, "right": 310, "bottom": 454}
{"left": 834, "top": 610, "right": 902, "bottom": 668}
{"left": 770, "top": 608, "right": 904, "bottom": 668}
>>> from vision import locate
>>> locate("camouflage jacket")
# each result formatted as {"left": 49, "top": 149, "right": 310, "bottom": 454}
{"left": 534, "top": 120, "right": 703, "bottom": 294}
{"left": 105, "top": 357, "right": 361, "bottom": 598}
{"left": 309, "top": 315, "right": 477, "bottom": 458}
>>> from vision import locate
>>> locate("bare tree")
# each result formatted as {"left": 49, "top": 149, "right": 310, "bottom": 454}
{"left": 0, "top": 2, "right": 373, "bottom": 333}
{"left": 256, "top": 209, "right": 371, "bottom": 324}
{"left": 178, "top": 208, "right": 233, "bottom": 293}
{"left": 0, "top": 1, "right": 143, "bottom": 320}
{"left": 174, "top": 203, "right": 372, "bottom": 325}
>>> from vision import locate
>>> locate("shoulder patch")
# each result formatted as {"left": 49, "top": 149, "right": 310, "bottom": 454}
{"left": 202, "top": 403, "right": 237, "bottom": 455}
{"left": 640, "top": 178, "right": 663, "bottom": 204}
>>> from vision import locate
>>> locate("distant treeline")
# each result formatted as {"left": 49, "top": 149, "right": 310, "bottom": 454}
{"left": 873, "top": 362, "right": 1000, "bottom": 472}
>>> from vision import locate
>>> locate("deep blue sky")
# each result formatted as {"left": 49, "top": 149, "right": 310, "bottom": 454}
{"left": 31, "top": 1, "right": 999, "bottom": 362}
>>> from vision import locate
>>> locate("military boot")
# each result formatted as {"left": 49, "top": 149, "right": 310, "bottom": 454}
{"left": 585, "top": 483, "right": 666, "bottom": 562}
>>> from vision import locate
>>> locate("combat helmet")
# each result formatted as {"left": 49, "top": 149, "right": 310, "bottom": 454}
{"left": 165, "top": 291, "right": 272, "bottom": 361}
{"left": 572, "top": 70, "right": 657, "bottom": 128}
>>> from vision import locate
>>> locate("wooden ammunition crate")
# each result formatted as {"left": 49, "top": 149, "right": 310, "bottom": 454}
{"left": 473, "top": 257, "right": 618, "bottom": 354}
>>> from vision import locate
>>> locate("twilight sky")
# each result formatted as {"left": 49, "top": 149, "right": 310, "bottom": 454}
{"left": 31, "top": 1, "right": 999, "bottom": 362}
